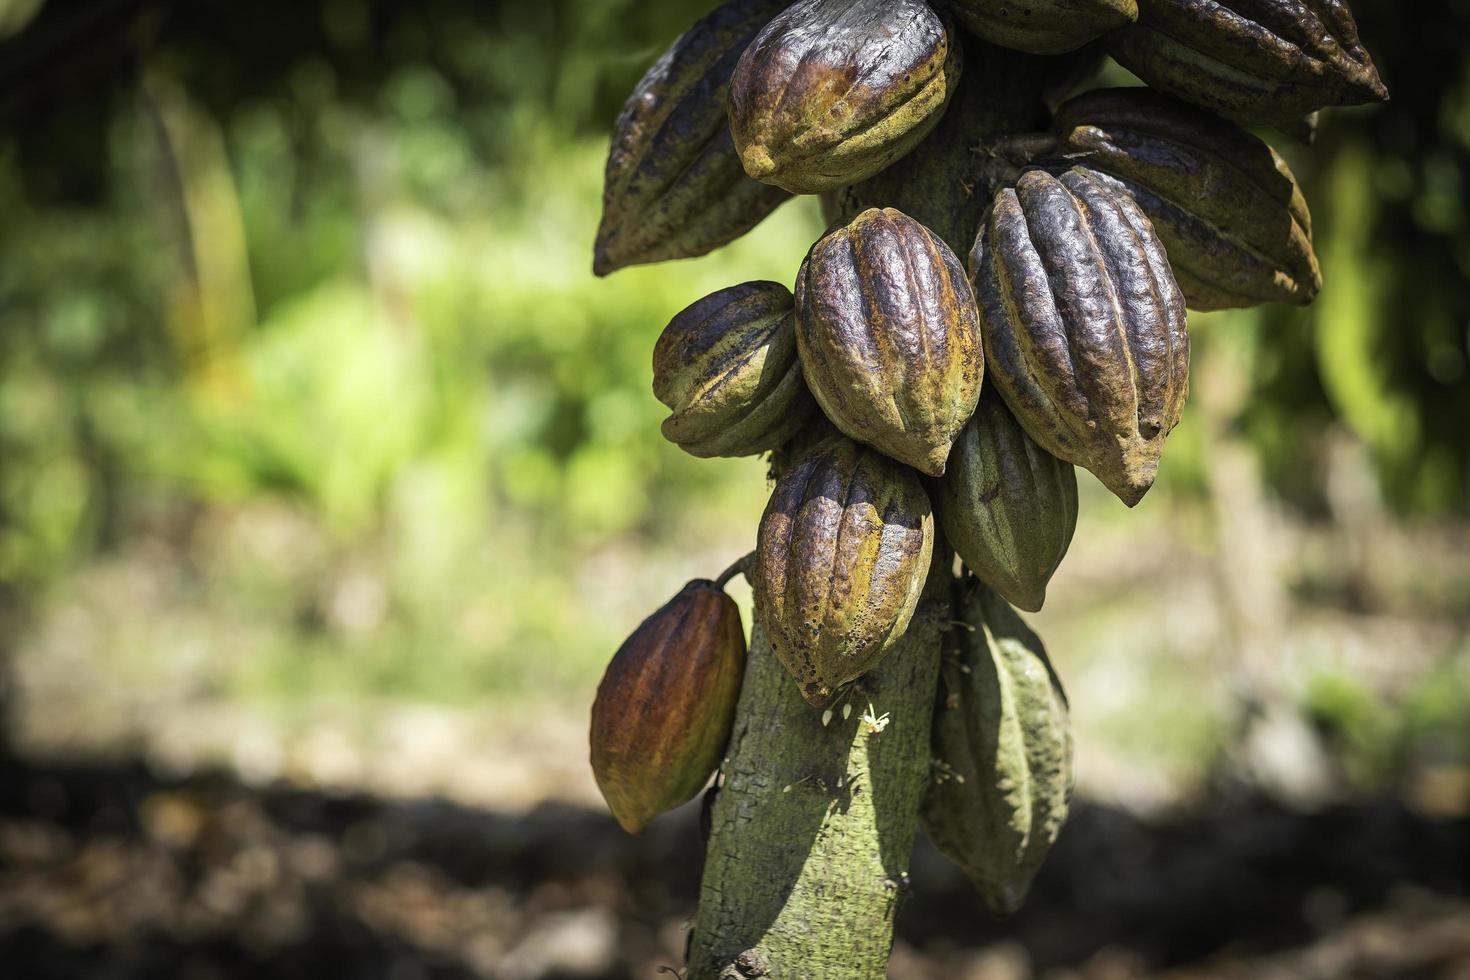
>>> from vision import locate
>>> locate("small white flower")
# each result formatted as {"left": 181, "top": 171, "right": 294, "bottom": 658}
{"left": 860, "top": 702, "right": 890, "bottom": 735}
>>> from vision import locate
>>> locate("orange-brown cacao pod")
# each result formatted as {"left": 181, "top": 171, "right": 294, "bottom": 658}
{"left": 593, "top": 0, "right": 791, "bottom": 275}
{"left": 1105, "top": 0, "right": 1387, "bottom": 128}
{"left": 796, "top": 207, "right": 983, "bottom": 477}
{"left": 1051, "top": 87, "right": 1320, "bottom": 311}
{"left": 653, "top": 280, "right": 816, "bottom": 458}
{"left": 590, "top": 580, "right": 746, "bottom": 833}
{"left": 969, "top": 168, "right": 1189, "bottom": 506}
{"left": 755, "top": 436, "right": 935, "bottom": 706}
{"left": 728, "top": 0, "right": 962, "bottom": 193}
{"left": 946, "top": 0, "right": 1137, "bottom": 56}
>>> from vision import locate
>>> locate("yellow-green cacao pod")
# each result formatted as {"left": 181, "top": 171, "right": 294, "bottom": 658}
{"left": 922, "top": 575, "right": 1073, "bottom": 914}
{"left": 969, "top": 168, "right": 1189, "bottom": 506}
{"left": 593, "top": 0, "right": 791, "bottom": 276}
{"left": 796, "top": 207, "right": 983, "bottom": 477}
{"left": 821, "top": 35, "right": 1049, "bottom": 256}
{"left": 653, "top": 281, "right": 817, "bottom": 458}
{"left": 728, "top": 0, "right": 963, "bottom": 194}
{"left": 590, "top": 579, "right": 747, "bottom": 833}
{"left": 936, "top": 389, "right": 1077, "bottom": 613}
{"left": 755, "top": 436, "right": 935, "bottom": 706}
{"left": 1105, "top": 0, "right": 1388, "bottom": 127}
{"left": 1052, "top": 87, "right": 1320, "bottom": 311}
{"left": 945, "top": 0, "right": 1137, "bottom": 56}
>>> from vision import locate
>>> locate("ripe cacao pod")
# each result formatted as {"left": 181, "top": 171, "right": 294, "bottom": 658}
{"left": 590, "top": 579, "right": 747, "bottom": 833}
{"left": 1052, "top": 87, "right": 1320, "bottom": 311}
{"left": 936, "top": 388, "right": 1077, "bottom": 613}
{"left": 922, "top": 575, "right": 1073, "bottom": 914}
{"left": 653, "top": 281, "right": 816, "bottom": 458}
{"left": 755, "top": 436, "right": 935, "bottom": 706}
{"left": 796, "top": 207, "right": 983, "bottom": 477}
{"left": 1105, "top": 0, "right": 1388, "bottom": 127}
{"left": 593, "top": 0, "right": 791, "bottom": 276}
{"left": 728, "top": 0, "right": 962, "bottom": 194}
{"left": 946, "top": 0, "right": 1137, "bottom": 56}
{"left": 969, "top": 167, "right": 1189, "bottom": 506}
{"left": 822, "top": 35, "right": 1049, "bottom": 256}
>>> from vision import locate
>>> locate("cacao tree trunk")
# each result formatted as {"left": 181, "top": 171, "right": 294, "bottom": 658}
{"left": 687, "top": 564, "right": 950, "bottom": 979}
{"left": 687, "top": 38, "right": 1043, "bottom": 978}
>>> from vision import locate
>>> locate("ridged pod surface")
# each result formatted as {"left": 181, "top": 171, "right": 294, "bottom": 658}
{"left": 594, "top": 0, "right": 791, "bottom": 276}
{"left": 728, "top": 0, "right": 962, "bottom": 194}
{"left": 969, "top": 168, "right": 1189, "bottom": 506}
{"left": 755, "top": 437, "right": 935, "bottom": 706}
{"left": 796, "top": 207, "right": 982, "bottom": 477}
{"left": 936, "top": 389, "right": 1077, "bottom": 613}
{"left": 945, "top": 0, "right": 1137, "bottom": 56}
{"left": 1105, "top": 0, "right": 1388, "bottom": 126}
{"left": 590, "top": 580, "right": 747, "bottom": 833}
{"left": 921, "top": 576, "right": 1073, "bottom": 914}
{"left": 653, "top": 281, "right": 816, "bottom": 458}
{"left": 1052, "top": 87, "right": 1320, "bottom": 311}
{"left": 821, "top": 35, "right": 1050, "bottom": 256}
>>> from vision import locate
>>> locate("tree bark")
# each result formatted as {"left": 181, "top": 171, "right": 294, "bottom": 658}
{"left": 687, "top": 563, "right": 950, "bottom": 979}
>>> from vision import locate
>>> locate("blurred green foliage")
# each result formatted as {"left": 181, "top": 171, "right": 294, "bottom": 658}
{"left": 0, "top": 0, "right": 819, "bottom": 705}
{"left": 1240, "top": 2, "right": 1470, "bottom": 514}
{"left": 1305, "top": 661, "right": 1470, "bottom": 792}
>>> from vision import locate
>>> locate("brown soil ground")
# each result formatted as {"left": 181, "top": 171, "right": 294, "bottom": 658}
{"left": 1, "top": 751, "right": 1466, "bottom": 980}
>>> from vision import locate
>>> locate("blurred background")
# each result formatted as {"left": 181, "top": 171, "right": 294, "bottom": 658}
{"left": 0, "top": 0, "right": 1466, "bottom": 977}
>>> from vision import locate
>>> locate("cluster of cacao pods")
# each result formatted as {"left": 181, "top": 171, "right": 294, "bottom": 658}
{"left": 590, "top": 0, "right": 1385, "bottom": 911}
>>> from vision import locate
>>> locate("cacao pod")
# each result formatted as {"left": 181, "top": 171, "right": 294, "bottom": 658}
{"left": 1042, "top": 41, "right": 1110, "bottom": 112}
{"left": 969, "top": 167, "right": 1189, "bottom": 506}
{"left": 590, "top": 579, "right": 747, "bottom": 833}
{"left": 922, "top": 575, "right": 1073, "bottom": 914}
{"left": 755, "top": 436, "right": 935, "bottom": 706}
{"left": 653, "top": 281, "right": 817, "bottom": 458}
{"left": 822, "top": 35, "right": 1049, "bottom": 256}
{"left": 796, "top": 207, "right": 983, "bottom": 477}
{"left": 945, "top": 0, "right": 1137, "bottom": 56}
{"left": 1105, "top": 0, "right": 1388, "bottom": 127}
{"left": 728, "top": 0, "right": 962, "bottom": 194}
{"left": 1051, "top": 87, "right": 1320, "bottom": 311}
{"left": 594, "top": 0, "right": 791, "bottom": 276}
{"left": 936, "top": 388, "right": 1077, "bottom": 613}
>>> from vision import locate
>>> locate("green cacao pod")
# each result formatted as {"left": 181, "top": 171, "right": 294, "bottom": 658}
{"left": 593, "top": 0, "right": 791, "bottom": 276}
{"left": 945, "top": 0, "right": 1137, "bottom": 56}
{"left": 936, "top": 388, "right": 1077, "bottom": 613}
{"left": 590, "top": 579, "right": 747, "bottom": 833}
{"left": 728, "top": 0, "right": 962, "bottom": 194}
{"left": 653, "top": 281, "right": 816, "bottom": 458}
{"left": 821, "top": 35, "right": 1049, "bottom": 256}
{"left": 922, "top": 575, "right": 1073, "bottom": 914}
{"left": 1105, "top": 0, "right": 1388, "bottom": 127}
{"left": 796, "top": 207, "right": 983, "bottom": 477}
{"left": 1052, "top": 87, "right": 1320, "bottom": 311}
{"left": 755, "top": 436, "right": 935, "bottom": 706}
{"left": 1042, "top": 41, "right": 1110, "bottom": 112}
{"left": 969, "top": 167, "right": 1189, "bottom": 506}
